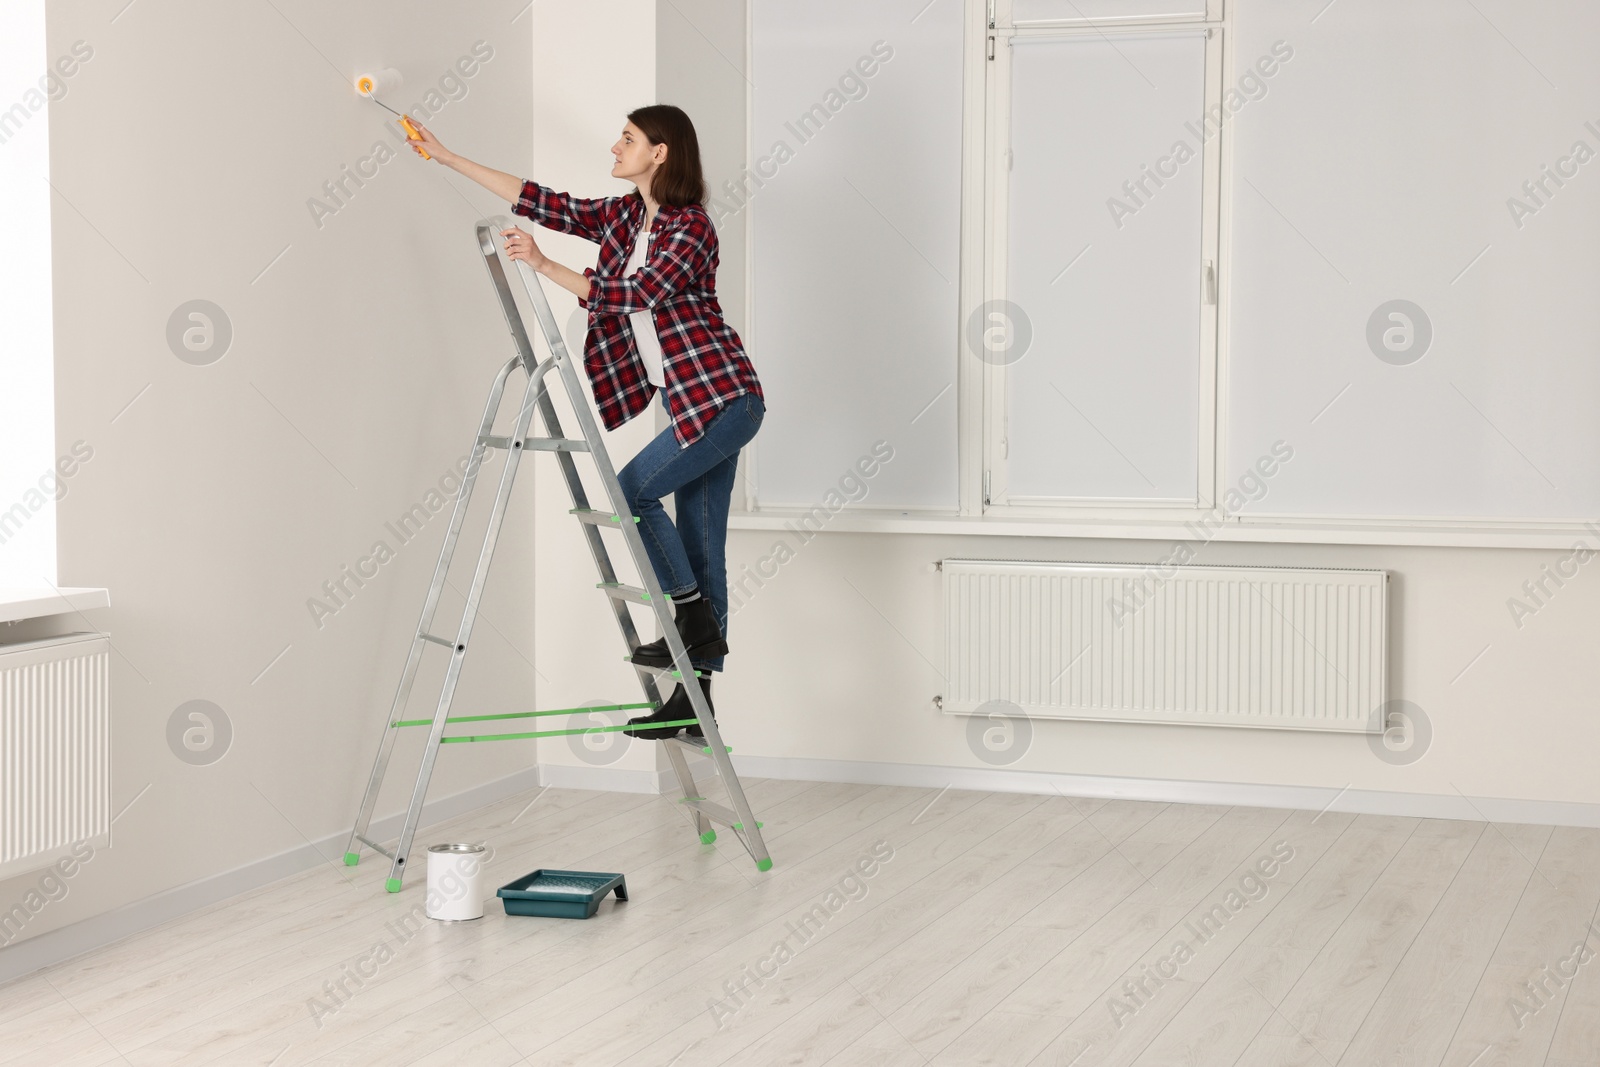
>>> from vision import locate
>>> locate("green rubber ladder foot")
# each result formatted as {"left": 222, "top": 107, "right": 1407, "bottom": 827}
{"left": 731, "top": 821, "right": 764, "bottom": 831}
{"left": 385, "top": 877, "right": 402, "bottom": 893}
{"left": 699, "top": 829, "right": 716, "bottom": 844}
{"left": 343, "top": 852, "right": 360, "bottom": 867}
{"left": 756, "top": 857, "right": 773, "bottom": 872}
{"left": 701, "top": 745, "right": 732, "bottom": 755}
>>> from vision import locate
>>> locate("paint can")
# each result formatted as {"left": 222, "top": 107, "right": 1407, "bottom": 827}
{"left": 425, "top": 843, "right": 487, "bottom": 921}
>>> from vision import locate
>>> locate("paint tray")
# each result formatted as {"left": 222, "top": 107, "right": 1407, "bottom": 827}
{"left": 496, "top": 869, "right": 628, "bottom": 919}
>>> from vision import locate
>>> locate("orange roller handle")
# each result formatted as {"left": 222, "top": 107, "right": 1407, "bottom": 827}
{"left": 400, "top": 116, "right": 430, "bottom": 160}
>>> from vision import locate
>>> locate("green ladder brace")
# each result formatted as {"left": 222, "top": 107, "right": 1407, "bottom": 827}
{"left": 341, "top": 217, "right": 772, "bottom": 891}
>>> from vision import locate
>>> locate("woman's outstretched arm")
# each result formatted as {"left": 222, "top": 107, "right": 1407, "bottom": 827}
{"left": 445, "top": 156, "right": 524, "bottom": 203}
{"left": 406, "top": 116, "right": 607, "bottom": 244}
{"left": 403, "top": 118, "right": 521, "bottom": 201}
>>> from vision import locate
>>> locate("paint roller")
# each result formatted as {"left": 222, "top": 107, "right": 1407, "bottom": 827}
{"left": 355, "top": 68, "right": 429, "bottom": 159}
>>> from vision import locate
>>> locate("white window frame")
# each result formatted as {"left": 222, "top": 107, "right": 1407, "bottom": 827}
{"left": 976, "top": 0, "right": 1225, "bottom": 520}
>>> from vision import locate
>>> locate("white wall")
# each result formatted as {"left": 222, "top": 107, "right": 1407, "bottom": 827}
{"left": 525, "top": 0, "right": 668, "bottom": 791}
{"left": 659, "top": 0, "right": 1600, "bottom": 814}
{"left": 2, "top": 0, "right": 550, "bottom": 958}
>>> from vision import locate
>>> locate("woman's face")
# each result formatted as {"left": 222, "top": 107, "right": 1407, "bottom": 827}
{"left": 611, "top": 122, "right": 665, "bottom": 185}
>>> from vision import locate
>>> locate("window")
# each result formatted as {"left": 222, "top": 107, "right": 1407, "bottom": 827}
{"left": 738, "top": 0, "right": 1600, "bottom": 543}
{"left": 0, "top": 0, "right": 58, "bottom": 586}
{"left": 985, "top": 18, "right": 1220, "bottom": 512}
{"left": 742, "top": 0, "right": 1223, "bottom": 521}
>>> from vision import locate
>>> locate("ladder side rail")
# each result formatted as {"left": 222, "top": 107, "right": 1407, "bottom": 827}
{"left": 470, "top": 213, "right": 653, "bottom": 668}
{"left": 386, "top": 364, "right": 551, "bottom": 888}
{"left": 502, "top": 254, "right": 690, "bottom": 687}
{"left": 476, "top": 221, "right": 544, "bottom": 376}
{"left": 476, "top": 214, "right": 673, "bottom": 707}
{"left": 344, "top": 354, "right": 521, "bottom": 862}
{"left": 661, "top": 741, "right": 712, "bottom": 840}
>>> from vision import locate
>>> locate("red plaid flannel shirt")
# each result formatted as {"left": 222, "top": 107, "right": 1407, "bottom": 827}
{"left": 511, "top": 180, "right": 764, "bottom": 450}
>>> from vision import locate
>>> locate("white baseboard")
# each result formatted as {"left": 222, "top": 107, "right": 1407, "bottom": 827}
{"left": 537, "top": 761, "right": 675, "bottom": 794}
{"left": 0, "top": 767, "right": 543, "bottom": 986}
{"left": 730, "top": 753, "right": 1600, "bottom": 829}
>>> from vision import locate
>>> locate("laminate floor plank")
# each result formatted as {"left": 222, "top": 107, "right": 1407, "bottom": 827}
{"left": 1231, "top": 818, "right": 1487, "bottom": 1066}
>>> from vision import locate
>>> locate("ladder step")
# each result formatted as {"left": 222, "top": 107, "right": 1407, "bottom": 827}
{"left": 666, "top": 734, "right": 731, "bottom": 755}
{"left": 571, "top": 508, "right": 641, "bottom": 526}
{"left": 623, "top": 656, "right": 706, "bottom": 678}
{"left": 680, "top": 797, "right": 740, "bottom": 827}
{"left": 441, "top": 719, "right": 697, "bottom": 743}
{"left": 391, "top": 701, "right": 655, "bottom": 729}
{"left": 419, "top": 633, "right": 459, "bottom": 649}
{"left": 597, "top": 582, "right": 653, "bottom": 603}
{"left": 480, "top": 434, "right": 589, "bottom": 452}
{"left": 524, "top": 436, "right": 589, "bottom": 452}
{"left": 354, "top": 834, "right": 395, "bottom": 861}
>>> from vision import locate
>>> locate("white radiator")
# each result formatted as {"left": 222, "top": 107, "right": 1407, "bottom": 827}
{"left": 0, "top": 632, "right": 111, "bottom": 881}
{"left": 941, "top": 559, "right": 1387, "bottom": 732}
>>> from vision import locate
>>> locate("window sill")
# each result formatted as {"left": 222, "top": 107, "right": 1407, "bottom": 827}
{"left": 0, "top": 587, "right": 111, "bottom": 625}
{"left": 727, "top": 508, "right": 1596, "bottom": 551}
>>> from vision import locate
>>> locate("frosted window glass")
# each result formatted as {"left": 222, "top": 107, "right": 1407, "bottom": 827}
{"left": 750, "top": 1, "right": 963, "bottom": 509}
{"left": 1227, "top": 0, "right": 1600, "bottom": 520}
{"left": 1005, "top": 32, "right": 1205, "bottom": 502}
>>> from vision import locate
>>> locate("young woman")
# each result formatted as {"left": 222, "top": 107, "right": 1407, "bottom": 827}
{"left": 403, "top": 104, "right": 764, "bottom": 741}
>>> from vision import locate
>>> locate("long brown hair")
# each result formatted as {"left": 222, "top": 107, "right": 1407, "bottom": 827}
{"left": 624, "top": 104, "right": 705, "bottom": 208}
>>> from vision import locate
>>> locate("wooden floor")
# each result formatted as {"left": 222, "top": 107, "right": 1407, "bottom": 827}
{"left": 4, "top": 776, "right": 1600, "bottom": 1066}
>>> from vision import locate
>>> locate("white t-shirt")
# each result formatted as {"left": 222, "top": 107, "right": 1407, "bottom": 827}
{"left": 623, "top": 226, "right": 666, "bottom": 389}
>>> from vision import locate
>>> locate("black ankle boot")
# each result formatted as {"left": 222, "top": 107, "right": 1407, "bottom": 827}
{"left": 623, "top": 675, "right": 712, "bottom": 740}
{"left": 629, "top": 596, "right": 728, "bottom": 669}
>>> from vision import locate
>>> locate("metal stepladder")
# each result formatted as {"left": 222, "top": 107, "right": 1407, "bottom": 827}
{"left": 342, "top": 217, "right": 771, "bottom": 892}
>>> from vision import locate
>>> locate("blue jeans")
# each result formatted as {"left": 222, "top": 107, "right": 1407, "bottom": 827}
{"left": 617, "top": 390, "right": 764, "bottom": 673}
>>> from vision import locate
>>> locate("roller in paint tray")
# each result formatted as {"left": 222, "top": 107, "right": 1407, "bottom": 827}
{"left": 354, "top": 67, "right": 429, "bottom": 159}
